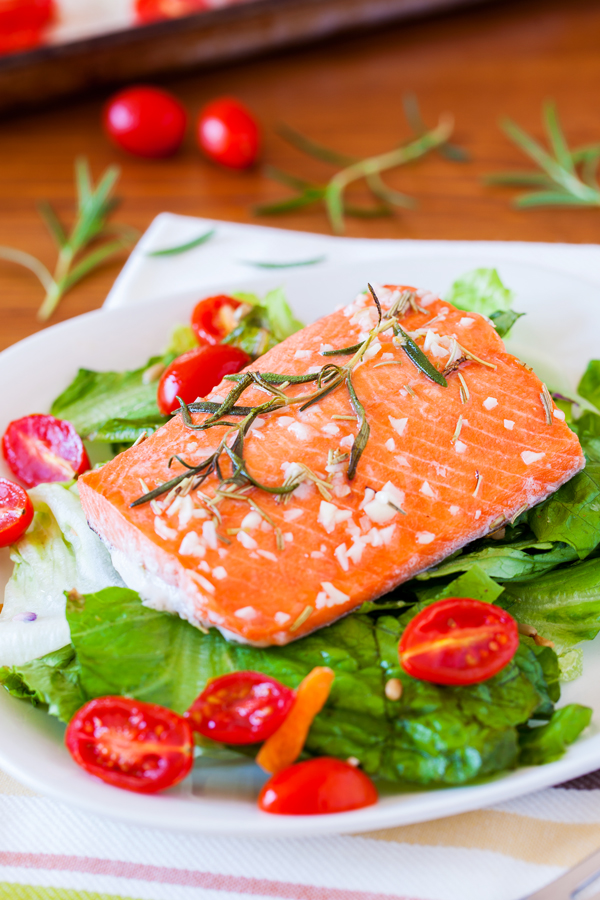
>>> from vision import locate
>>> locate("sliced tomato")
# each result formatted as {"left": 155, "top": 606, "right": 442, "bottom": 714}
{"left": 134, "top": 0, "right": 207, "bottom": 23}
{"left": 0, "top": 478, "right": 33, "bottom": 547}
{"left": 191, "top": 294, "right": 243, "bottom": 346}
{"left": 65, "top": 696, "right": 194, "bottom": 794}
{"left": 399, "top": 597, "right": 519, "bottom": 686}
{"left": 258, "top": 757, "right": 378, "bottom": 815}
{"left": 0, "top": 0, "right": 54, "bottom": 54}
{"left": 186, "top": 671, "right": 295, "bottom": 744}
{"left": 2, "top": 414, "right": 90, "bottom": 489}
{"left": 157, "top": 344, "right": 250, "bottom": 415}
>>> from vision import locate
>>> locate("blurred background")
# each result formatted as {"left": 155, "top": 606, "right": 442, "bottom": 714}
{"left": 1, "top": 0, "right": 600, "bottom": 350}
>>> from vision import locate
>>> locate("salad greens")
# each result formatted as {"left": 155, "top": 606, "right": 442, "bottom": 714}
{"left": 1, "top": 267, "right": 598, "bottom": 787}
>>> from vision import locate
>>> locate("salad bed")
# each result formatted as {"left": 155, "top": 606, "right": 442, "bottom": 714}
{"left": 2, "top": 269, "right": 600, "bottom": 799}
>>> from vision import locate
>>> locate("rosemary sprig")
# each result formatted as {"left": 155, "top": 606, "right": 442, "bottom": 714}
{"left": 0, "top": 158, "right": 137, "bottom": 321}
{"left": 257, "top": 114, "right": 454, "bottom": 234}
{"left": 148, "top": 228, "right": 215, "bottom": 257}
{"left": 484, "top": 100, "right": 600, "bottom": 208}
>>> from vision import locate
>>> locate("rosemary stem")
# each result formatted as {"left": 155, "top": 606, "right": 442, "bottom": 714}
{"left": 325, "top": 116, "right": 454, "bottom": 233}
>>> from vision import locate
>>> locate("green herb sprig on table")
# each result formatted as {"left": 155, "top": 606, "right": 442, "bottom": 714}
{"left": 256, "top": 106, "right": 461, "bottom": 234}
{"left": 0, "top": 158, "right": 137, "bottom": 321}
{"left": 485, "top": 100, "right": 600, "bottom": 208}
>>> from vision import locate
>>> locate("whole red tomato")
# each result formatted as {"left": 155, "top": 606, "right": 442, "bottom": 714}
{"left": 191, "top": 294, "right": 243, "bottom": 346}
{"left": 157, "top": 344, "right": 250, "bottom": 415}
{"left": 134, "top": 0, "right": 208, "bottom": 23}
{"left": 197, "top": 97, "right": 260, "bottom": 169}
{"left": 0, "top": 478, "right": 33, "bottom": 547}
{"left": 259, "top": 757, "right": 378, "bottom": 815}
{"left": 2, "top": 414, "right": 90, "bottom": 489}
{"left": 0, "top": 0, "right": 54, "bottom": 55}
{"left": 186, "top": 671, "right": 295, "bottom": 744}
{"left": 104, "top": 86, "right": 187, "bottom": 158}
{"left": 65, "top": 697, "right": 194, "bottom": 794}
{"left": 399, "top": 597, "right": 519, "bottom": 686}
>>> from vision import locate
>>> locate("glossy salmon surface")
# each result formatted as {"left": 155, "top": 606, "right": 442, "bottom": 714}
{"left": 79, "top": 285, "right": 584, "bottom": 645}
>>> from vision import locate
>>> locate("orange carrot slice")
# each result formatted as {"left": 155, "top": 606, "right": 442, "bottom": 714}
{"left": 256, "top": 666, "right": 335, "bottom": 774}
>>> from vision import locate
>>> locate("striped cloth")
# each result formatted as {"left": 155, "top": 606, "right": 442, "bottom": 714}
{"left": 0, "top": 768, "right": 599, "bottom": 900}
{"left": 4, "top": 224, "right": 600, "bottom": 900}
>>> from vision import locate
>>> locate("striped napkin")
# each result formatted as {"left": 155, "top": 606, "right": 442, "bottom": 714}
{"left": 4, "top": 217, "right": 600, "bottom": 900}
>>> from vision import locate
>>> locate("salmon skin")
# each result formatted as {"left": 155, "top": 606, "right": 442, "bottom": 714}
{"left": 79, "top": 284, "right": 584, "bottom": 646}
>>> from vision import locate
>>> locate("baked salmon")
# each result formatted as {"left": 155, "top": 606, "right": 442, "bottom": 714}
{"left": 79, "top": 284, "right": 584, "bottom": 646}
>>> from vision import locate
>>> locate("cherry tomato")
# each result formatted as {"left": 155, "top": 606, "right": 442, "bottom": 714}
{"left": 197, "top": 97, "right": 260, "bottom": 169}
{"left": 0, "top": 0, "right": 54, "bottom": 55}
{"left": 157, "top": 344, "right": 250, "bottom": 415}
{"left": 65, "top": 696, "right": 194, "bottom": 794}
{"left": 191, "top": 294, "right": 243, "bottom": 346}
{"left": 258, "top": 757, "right": 378, "bottom": 815}
{"left": 103, "top": 86, "right": 187, "bottom": 159}
{"left": 134, "top": 0, "right": 207, "bottom": 23}
{"left": 186, "top": 671, "right": 295, "bottom": 745}
{"left": 399, "top": 597, "right": 519, "bottom": 686}
{"left": 2, "top": 414, "right": 90, "bottom": 489}
{"left": 0, "top": 478, "right": 33, "bottom": 548}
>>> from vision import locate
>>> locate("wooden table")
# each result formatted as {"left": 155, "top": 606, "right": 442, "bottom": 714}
{"left": 2, "top": 0, "right": 600, "bottom": 353}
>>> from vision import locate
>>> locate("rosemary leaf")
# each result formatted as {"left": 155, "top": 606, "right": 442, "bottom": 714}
{"left": 37, "top": 200, "right": 67, "bottom": 248}
{"left": 147, "top": 228, "right": 216, "bottom": 257}
{"left": 483, "top": 172, "right": 554, "bottom": 187}
{"left": 368, "top": 283, "right": 382, "bottom": 325}
{"left": 186, "top": 400, "right": 256, "bottom": 417}
{"left": 395, "top": 325, "right": 448, "bottom": 387}
{"left": 224, "top": 371, "right": 321, "bottom": 385}
{"left": 254, "top": 191, "right": 324, "bottom": 216}
{"left": 514, "top": 192, "right": 595, "bottom": 208}
{"left": 322, "top": 342, "right": 364, "bottom": 357}
{"left": 346, "top": 371, "right": 370, "bottom": 480}
{"left": 543, "top": 99, "right": 576, "bottom": 175}
{"left": 239, "top": 256, "right": 326, "bottom": 269}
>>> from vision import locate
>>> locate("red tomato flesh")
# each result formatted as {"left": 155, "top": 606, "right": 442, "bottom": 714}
{"left": 0, "top": 0, "right": 54, "bottom": 54}
{"left": 2, "top": 414, "right": 90, "bottom": 489}
{"left": 0, "top": 478, "right": 33, "bottom": 548}
{"left": 157, "top": 344, "right": 250, "bottom": 415}
{"left": 65, "top": 697, "right": 194, "bottom": 794}
{"left": 187, "top": 671, "right": 295, "bottom": 744}
{"left": 191, "top": 294, "right": 243, "bottom": 346}
{"left": 399, "top": 597, "right": 519, "bottom": 686}
{"left": 259, "top": 757, "right": 378, "bottom": 816}
{"left": 134, "top": 0, "right": 207, "bottom": 23}
{"left": 197, "top": 97, "right": 260, "bottom": 170}
{"left": 104, "top": 86, "right": 187, "bottom": 159}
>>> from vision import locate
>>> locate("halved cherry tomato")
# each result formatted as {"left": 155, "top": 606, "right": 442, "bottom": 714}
{"left": 65, "top": 696, "right": 194, "bottom": 794}
{"left": 157, "top": 344, "right": 250, "bottom": 415}
{"left": 134, "top": 0, "right": 207, "bottom": 23}
{"left": 103, "top": 86, "right": 187, "bottom": 158}
{"left": 197, "top": 97, "right": 260, "bottom": 169}
{"left": 186, "top": 671, "right": 295, "bottom": 744}
{"left": 191, "top": 294, "right": 243, "bottom": 346}
{"left": 258, "top": 757, "right": 378, "bottom": 816}
{"left": 0, "top": 0, "right": 54, "bottom": 55}
{"left": 0, "top": 478, "right": 33, "bottom": 547}
{"left": 2, "top": 414, "right": 90, "bottom": 489}
{"left": 399, "top": 597, "right": 519, "bottom": 686}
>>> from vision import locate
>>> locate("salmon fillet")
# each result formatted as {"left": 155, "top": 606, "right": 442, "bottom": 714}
{"left": 79, "top": 284, "right": 585, "bottom": 646}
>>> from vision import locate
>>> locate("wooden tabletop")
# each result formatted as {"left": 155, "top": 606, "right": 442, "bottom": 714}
{"left": 2, "top": 0, "right": 600, "bottom": 352}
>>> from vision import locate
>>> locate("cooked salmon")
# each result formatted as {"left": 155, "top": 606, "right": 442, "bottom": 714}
{"left": 78, "top": 285, "right": 584, "bottom": 645}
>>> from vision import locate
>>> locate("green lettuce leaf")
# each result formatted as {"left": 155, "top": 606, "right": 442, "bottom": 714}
{"left": 413, "top": 564, "right": 505, "bottom": 605}
{"left": 519, "top": 704, "right": 592, "bottom": 766}
{"left": 226, "top": 287, "right": 303, "bottom": 358}
{"left": 445, "top": 268, "right": 514, "bottom": 315}
{"left": 488, "top": 309, "right": 525, "bottom": 338}
{"left": 0, "top": 645, "right": 85, "bottom": 722}
{"left": 51, "top": 361, "right": 168, "bottom": 443}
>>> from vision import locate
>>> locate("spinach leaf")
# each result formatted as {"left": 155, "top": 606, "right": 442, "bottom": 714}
{"left": 578, "top": 360, "right": 600, "bottom": 411}
{"left": 445, "top": 268, "right": 514, "bottom": 315}
{"left": 519, "top": 704, "right": 592, "bottom": 765}
{"left": 529, "top": 462, "right": 600, "bottom": 559}
{"left": 501, "top": 557, "right": 600, "bottom": 649}
{"left": 416, "top": 538, "right": 578, "bottom": 583}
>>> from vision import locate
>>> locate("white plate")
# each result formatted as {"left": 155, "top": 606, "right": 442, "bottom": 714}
{"left": 1, "top": 253, "right": 600, "bottom": 837}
